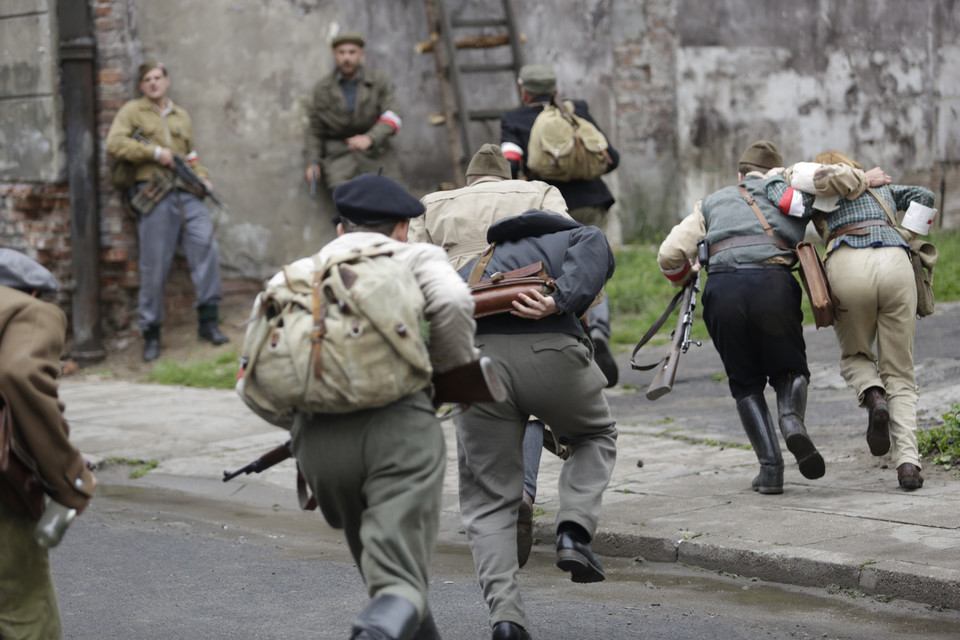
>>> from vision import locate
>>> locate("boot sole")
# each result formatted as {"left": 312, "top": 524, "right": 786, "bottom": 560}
{"left": 785, "top": 433, "right": 826, "bottom": 480}
{"left": 556, "top": 549, "right": 605, "bottom": 583}
{"left": 866, "top": 406, "right": 891, "bottom": 456}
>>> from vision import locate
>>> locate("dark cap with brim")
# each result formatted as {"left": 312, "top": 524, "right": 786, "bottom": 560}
{"left": 466, "top": 144, "right": 511, "bottom": 179}
{"left": 333, "top": 174, "right": 425, "bottom": 225}
{"left": 518, "top": 64, "right": 556, "bottom": 95}
{"left": 331, "top": 31, "right": 365, "bottom": 48}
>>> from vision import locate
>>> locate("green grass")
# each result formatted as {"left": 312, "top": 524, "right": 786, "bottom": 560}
{"left": 918, "top": 403, "right": 960, "bottom": 470}
{"left": 146, "top": 349, "right": 240, "bottom": 389}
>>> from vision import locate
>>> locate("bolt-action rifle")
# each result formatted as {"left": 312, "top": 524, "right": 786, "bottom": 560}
{"left": 131, "top": 128, "right": 230, "bottom": 213}
{"left": 630, "top": 270, "right": 702, "bottom": 400}
{"left": 222, "top": 357, "right": 507, "bottom": 482}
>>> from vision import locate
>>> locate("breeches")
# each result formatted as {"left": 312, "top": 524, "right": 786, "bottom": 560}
{"left": 455, "top": 332, "right": 617, "bottom": 628}
{"left": 290, "top": 391, "right": 444, "bottom": 618}
{"left": 826, "top": 245, "right": 919, "bottom": 467}
{"left": 0, "top": 502, "right": 61, "bottom": 640}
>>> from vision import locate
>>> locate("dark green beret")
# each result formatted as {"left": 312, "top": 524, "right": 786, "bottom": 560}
{"left": 333, "top": 174, "right": 425, "bottom": 225}
{"left": 739, "top": 140, "right": 782, "bottom": 170}
{"left": 518, "top": 64, "right": 556, "bottom": 95}
{"left": 331, "top": 31, "right": 365, "bottom": 48}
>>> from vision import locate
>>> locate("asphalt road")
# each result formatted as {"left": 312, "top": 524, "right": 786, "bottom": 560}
{"left": 51, "top": 471, "right": 960, "bottom": 640}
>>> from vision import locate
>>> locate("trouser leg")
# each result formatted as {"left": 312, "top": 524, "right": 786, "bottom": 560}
{"left": 136, "top": 194, "right": 181, "bottom": 331}
{"left": 521, "top": 420, "right": 543, "bottom": 500}
{"left": 177, "top": 192, "right": 223, "bottom": 308}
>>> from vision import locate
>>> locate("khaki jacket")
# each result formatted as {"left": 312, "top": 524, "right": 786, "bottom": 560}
{"left": 106, "top": 96, "right": 209, "bottom": 183}
{"left": 413, "top": 177, "right": 571, "bottom": 269}
{"left": 0, "top": 287, "right": 94, "bottom": 511}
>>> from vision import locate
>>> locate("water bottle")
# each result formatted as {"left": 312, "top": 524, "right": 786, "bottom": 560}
{"left": 34, "top": 498, "right": 77, "bottom": 548}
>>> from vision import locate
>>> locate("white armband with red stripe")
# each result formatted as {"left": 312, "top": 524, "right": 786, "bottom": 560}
{"left": 501, "top": 142, "right": 523, "bottom": 163}
{"left": 661, "top": 260, "right": 691, "bottom": 285}
{"left": 778, "top": 187, "right": 806, "bottom": 218}
{"left": 377, "top": 110, "right": 402, "bottom": 134}
{"left": 185, "top": 150, "right": 198, "bottom": 164}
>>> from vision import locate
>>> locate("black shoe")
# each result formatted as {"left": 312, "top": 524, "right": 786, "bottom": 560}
{"left": 350, "top": 594, "right": 419, "bottom": 640}
{"left": 555, "top": 530, "right": 605, "bottom": 583}
{"left": 897, "top": 463, "right": 924, "bottom": 491}
{"left": 142, "top": 338, "right": 161, "bottom": 362}
{"left": 198, "top": 320, "right": 230, "bottom": 345}
{"left": 492, "top": 621, "right": 531, "bottom": 640}
{"left": 591, "top": 334, "right": 618, "bottom": 388}
{"left": 864, "top": 387, "right": 890, "bottom": 456}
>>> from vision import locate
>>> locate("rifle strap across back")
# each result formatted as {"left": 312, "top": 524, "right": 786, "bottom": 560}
{"left": 629, "top": 286, "right": 686, "bottom": 371}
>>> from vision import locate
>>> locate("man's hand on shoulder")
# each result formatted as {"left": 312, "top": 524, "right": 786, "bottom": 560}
{"left": 346, "top": 134, "right": 373, "bottom": 152}
{"left": 511, "top": 290, "right": 558, "bottom": 319}
{"left": 865, "top": 167, "right": 892, "bottom": 187}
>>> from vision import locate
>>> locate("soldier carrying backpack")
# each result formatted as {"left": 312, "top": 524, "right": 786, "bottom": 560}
{"left": 241, "top": 174, "right": 478, "bottom": 640}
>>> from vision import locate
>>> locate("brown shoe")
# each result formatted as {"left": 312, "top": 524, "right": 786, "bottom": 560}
{"left": 517, "top": 491, "right": 534, "bottom": 568}
{"left": 897, "top": 463, "right": 924, "bottom": 490}
{"left": 864, "top": 387, "right": 890, "bottom": 456}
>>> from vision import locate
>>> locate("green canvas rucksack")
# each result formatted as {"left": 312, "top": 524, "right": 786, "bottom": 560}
{"left": 526, "top": 96, "right": 612, "bottom": 182}
{"left": 237, "top": 242, "right": 433, "bottom": 427}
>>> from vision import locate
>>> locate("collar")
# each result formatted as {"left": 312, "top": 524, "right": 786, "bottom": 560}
{"left": 336, "top": 67, "right": 365, "bottom": 84}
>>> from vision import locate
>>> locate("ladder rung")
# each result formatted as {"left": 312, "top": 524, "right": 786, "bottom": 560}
{"left": 459, "top": 63, "right": 516, "bottom": 74}
{"left": 451, "top": 18, "right": 507, "bottom": 28}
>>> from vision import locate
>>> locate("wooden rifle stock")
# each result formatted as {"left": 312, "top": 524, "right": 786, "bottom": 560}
{"left": 644, "top": 272, "right": 701, "bottom": 400}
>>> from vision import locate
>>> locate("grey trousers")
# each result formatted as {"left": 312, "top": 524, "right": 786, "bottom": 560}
{"left": 136, "top": 190, "right": 223, "bottom": 331}
{"left": 455, "top": 332, "right": 617, "bottom": 629}
{"left": 290, "top": 391, "right": 443, "bottom": 619}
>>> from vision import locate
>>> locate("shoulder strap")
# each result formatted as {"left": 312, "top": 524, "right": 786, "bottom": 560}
{"left": 467, "top": 243, "right": 496, "bottom": 285}
{"left": 866, "top": 188, "right": 897, "bottom": 226}
{"left": 737, "top": 185, "right": 774, "bottom": 236}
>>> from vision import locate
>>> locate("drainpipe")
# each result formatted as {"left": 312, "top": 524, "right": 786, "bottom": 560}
{"left": 58, "top": 0, "right": 104, "bottom": 362}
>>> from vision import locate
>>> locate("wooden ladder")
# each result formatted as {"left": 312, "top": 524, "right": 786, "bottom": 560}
{"left": 419, "top": 0, "right": 525, "bottom": 186}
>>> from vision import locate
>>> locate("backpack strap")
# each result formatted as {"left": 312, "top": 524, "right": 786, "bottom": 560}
{"left": 467, "top": 243, "right": 496, "bottom": 285}
{"left": 309, "top": 255, "right": 327, "bottom": 379}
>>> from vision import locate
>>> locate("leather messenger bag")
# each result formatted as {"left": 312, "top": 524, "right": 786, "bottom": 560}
{"left": 467, "top": 244, "right": 557, "bottom": 318}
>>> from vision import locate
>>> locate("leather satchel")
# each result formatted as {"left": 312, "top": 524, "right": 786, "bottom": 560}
{"left": 795, "top": 241, "right": 839, "bottom": 328}
{"left": 0, "top": 394, "right": 46, "bottom": 521}
{"left": 467, "top": 244, "right": 557, "bottom": 318}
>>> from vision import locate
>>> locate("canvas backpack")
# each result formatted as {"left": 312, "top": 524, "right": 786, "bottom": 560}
{"left": 237, "top": 243, "right": 433, "bottom": 427}
{"left": 526, "top": 96, "right": 611, "bottom": 182}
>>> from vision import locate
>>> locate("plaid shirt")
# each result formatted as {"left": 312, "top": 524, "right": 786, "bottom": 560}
{"left": 819, "top": 184, "right": 934, "bottom": 251}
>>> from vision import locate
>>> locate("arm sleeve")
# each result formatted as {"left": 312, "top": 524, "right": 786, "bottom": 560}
{"left": 406, "top": 244, "right": 478, "bottom": 372}
{"left": 500, "top": 116, "right": 525, "bottom": 179}
{"left": 105, "top": 104, "right": 155, "bottom": 165}
{"left": 0, "top": 294, "right": 94, "bottom": 510}
{"left": 550, "top": 226, "right": 615, "bottom": 316}
{"left": 657, "top": 204, "right": 704, "bottom": 285}
{"left": 540, "top": 185, "right": 570, "bottom": 216}
{"left": 366, "top": 77, "right": 402, "bottom": 146}
{"left": 891, "top": 184, "right": 936, "bottom": 210}
{"left": 304, "top": 85, "right": 326, "bottom": 165}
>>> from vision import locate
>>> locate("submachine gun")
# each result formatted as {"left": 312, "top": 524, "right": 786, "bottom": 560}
{"left": 630, "top": 264, "right": 703, "bottom": 400}
{"left": 131, "top": 128, "right": 230, "bottom": 212}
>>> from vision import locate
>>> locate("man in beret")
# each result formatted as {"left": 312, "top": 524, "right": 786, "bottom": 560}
{"left": 499, "top": 63, "right": 620, "bottom": 388}
{"left": 304, "top": 31, "right": 404, "bottom": 198}
{"left": 273, "top": 174, "right": 477, "bottom": 639}
{"left": 1, "top": 251, "right": 97, "bottom": 640}
{"left": 656, "top": 140, "right": 871, "bottom": 495}
{"left": 106, "top": 60, "right": 229, "bottom": 362}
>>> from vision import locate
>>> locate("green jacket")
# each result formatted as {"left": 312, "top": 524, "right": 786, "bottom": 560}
{"left": 304, "top": 66, "right": 402, "bottom": 165}
{"left": 106, "top": 96, "right": 209, "bottom": 183}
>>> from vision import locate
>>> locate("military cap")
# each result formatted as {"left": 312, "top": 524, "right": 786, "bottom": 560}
{"left": 331, "top": 31, "right": 365, "bottom": 48}
{"left": 739, "top": 140, "right": 782, "bottom": 170}
{"left": 518, "top": 64, "right": 557, "bottom": 95}
{"left": 333, "top": 174, "right": 425, "bottom": 225}
{"left": 465, "top": 144, "right": 511, "bottom": 180}
{"left": 0, "top": 249, "right": 60, "bottom": 293}
{"left": 137, "top": 60, "right": 166, "bottom": 82}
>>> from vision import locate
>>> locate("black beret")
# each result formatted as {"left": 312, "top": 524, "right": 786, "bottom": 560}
{"left": 333, "top": 174, "right": 425, "bottom": 225}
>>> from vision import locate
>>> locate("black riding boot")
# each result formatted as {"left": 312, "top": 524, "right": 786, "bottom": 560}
{"left": 736, "top": 394, "right": 784, "bottom": 494}
{"left": 411, "top": 611, "right": 442, "bottom": 640}
{"left": 774, "top": 373, "right": 825, "bottom": 480}
{"left": 350, "top": 594, "right": 419, "bottom": 640}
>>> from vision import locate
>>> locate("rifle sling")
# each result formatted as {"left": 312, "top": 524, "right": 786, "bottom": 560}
{"left": 629, "top": 286, "right": 687, "bottom": 371}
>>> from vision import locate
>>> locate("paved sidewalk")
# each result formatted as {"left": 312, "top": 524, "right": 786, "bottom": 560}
{"left": 61, "top": 303, "right": 960, "bottom": 610}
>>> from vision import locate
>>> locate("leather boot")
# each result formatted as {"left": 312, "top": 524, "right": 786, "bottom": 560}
{"left": 197, "top": 304, "right": 230, "bottom": 345}
{"left": 492, "top": 621, "right": 532, "bottom": 640}
{"left": 774, "top": 373, "right": 825, "bottom": 480}
{"left": 142, "top": 325, "right": 161, "bottom": 362}
{"left": 411, "top": 612, "right": 441, "bottom": 640}
{"left": 736, "top": 394, "right": 784, "bottom": 494}
{"left": 350, "top": 594, "right": 419, "bottom": 640}
{"left": 863, "top": 386, "right": 890, "bottom": 456}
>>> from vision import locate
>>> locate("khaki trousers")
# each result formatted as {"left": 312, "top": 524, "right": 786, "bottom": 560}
{"left": 455, "top": 333, "right": 617, "bottom": 629}
{"left": 290, "top": 390, "right": 443, "bottom": 618}
{"left": 825, "top": 245, "right": 920, "bottom": 468}
{"left": 0, "top": 501, "right": 61, "bottom": 640}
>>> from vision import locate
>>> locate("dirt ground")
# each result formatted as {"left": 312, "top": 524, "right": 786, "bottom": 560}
{"left": 64, "top": 299, "right": 252, "bottom": 382}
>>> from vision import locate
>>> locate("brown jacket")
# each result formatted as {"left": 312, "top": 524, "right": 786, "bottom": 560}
{"left": 0, "top": 287, "right": 94, "bottom": 510}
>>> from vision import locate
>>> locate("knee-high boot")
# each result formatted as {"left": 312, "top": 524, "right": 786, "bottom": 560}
{"left": 774, "top": 373, "right": 825, "bottom": 480}
{"left": 736, "top": 394, "right": 784, "bottom": 494}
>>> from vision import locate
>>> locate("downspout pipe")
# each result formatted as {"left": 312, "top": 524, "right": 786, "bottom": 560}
{"left": 58, "top": 0, "right": 105, "bottom": 362}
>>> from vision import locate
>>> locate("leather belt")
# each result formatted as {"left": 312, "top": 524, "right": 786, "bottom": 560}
{"left": 707, "top": 262, "right": 790, "bottom": 275}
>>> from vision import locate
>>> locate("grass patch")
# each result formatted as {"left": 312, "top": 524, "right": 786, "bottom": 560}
{"left": 105, "top": 457, "right": 159, "bottom": 479}
{"left": 147, "top": 349, "right": 240, "bottom": 389}
{"left": 918, "top": 403, "right": 960, "bottom": 470}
